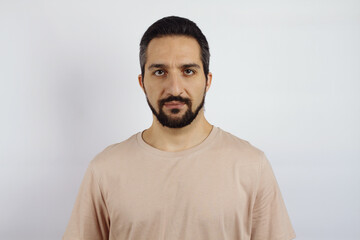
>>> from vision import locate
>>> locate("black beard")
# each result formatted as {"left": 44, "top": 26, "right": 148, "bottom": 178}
{"left": 145, "top": 91, "right": 206, "bottom": 129}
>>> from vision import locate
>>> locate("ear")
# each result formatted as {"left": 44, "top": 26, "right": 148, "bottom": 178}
{"left": 138, "top": 74, "right": 145, "bottom": 93}
{"left": 205, "top": 72, "right": 212, "bottom": 93}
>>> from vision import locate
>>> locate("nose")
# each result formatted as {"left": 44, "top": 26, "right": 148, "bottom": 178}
{"left": 165, "top": 72, "right": 183, "bottom": 96}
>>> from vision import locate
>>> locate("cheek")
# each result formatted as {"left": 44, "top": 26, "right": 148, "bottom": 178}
{"left": 192, "top": 82, "right": 207, "bottom": 99}
{"left": 145, "top": 86, "right": 162, "bottom": 106}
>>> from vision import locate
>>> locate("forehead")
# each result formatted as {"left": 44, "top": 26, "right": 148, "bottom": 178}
{"left": 146, "top": 36, "right": 202, "bottom": 66}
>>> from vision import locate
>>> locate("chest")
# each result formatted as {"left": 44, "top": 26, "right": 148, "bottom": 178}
{"left": 103, "top": 158, "right": 258, "bottom": 226}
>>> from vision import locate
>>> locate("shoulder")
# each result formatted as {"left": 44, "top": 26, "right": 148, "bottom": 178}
{"left": 215, "top": 127, "right": 267, "bottom": 165}
{"left": 88, "top": 133, "right": 139, "bottom": 172}
{"left": 216, "top": 127, "right": 264, "bottom": 155}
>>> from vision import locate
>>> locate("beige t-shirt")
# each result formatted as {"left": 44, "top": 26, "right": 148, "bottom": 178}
{"left": 63, "top": 126, "right": 295, "bottom": 240}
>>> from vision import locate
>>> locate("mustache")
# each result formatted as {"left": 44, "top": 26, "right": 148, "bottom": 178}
{"left": 159, "top": 96, "right": 191, "bottom": 106}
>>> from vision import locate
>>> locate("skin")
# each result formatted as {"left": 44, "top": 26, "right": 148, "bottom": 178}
{"left": 138, "top": 36, "right": 213, "bottom": 152}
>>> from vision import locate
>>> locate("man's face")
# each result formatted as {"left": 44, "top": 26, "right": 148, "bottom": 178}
{"left": 139, "top": 36, "right": 211, "bottom": 128}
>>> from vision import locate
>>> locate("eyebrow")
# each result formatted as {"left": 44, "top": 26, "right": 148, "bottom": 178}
{"left": 182, "top": 63, "right": 201, "bottom": 69}
{"left": 148, "top": 64, "right": 166, "bottom": 70}
{"left": 148, "top": 63, "right": 201, "bottom": 70}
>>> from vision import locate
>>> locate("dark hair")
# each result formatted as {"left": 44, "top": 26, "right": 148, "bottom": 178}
{"left": 139, "top": 16, "right": 210, "bottom": 81}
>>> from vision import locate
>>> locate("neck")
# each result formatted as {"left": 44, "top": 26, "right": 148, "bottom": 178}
{"left": 142, "top": 110, "right": 213, "bottom": 152}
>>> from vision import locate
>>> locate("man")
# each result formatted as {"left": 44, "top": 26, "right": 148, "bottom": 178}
{"left": 63, "top": 16, "right": 296, "bottom": 240}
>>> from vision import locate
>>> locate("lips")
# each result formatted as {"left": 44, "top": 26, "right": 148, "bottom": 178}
{"left": 163, "top": 101, "right": 185, "bottom": 109}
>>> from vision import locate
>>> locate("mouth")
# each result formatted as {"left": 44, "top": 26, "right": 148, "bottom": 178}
{"left": 163, "top": 101, "right": 186, "bottom": 109}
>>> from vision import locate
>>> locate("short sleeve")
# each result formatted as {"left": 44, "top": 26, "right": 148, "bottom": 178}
{"left": 251, "top": 154, "right": 296, "bottom": 240}
{"left": 63, "top": 162, "right": 110, "bottom": 240}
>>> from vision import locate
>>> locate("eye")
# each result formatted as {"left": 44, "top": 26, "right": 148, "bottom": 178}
{"left": 184, "top": 69, "right": 195, "bottom": 76}
{"left": 154, "top": 70, "right": 165, "bottom": 76}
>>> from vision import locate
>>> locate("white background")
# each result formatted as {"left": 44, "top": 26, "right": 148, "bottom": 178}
{"left": 0, "top": 0, "right": 359, "bottom": 239}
